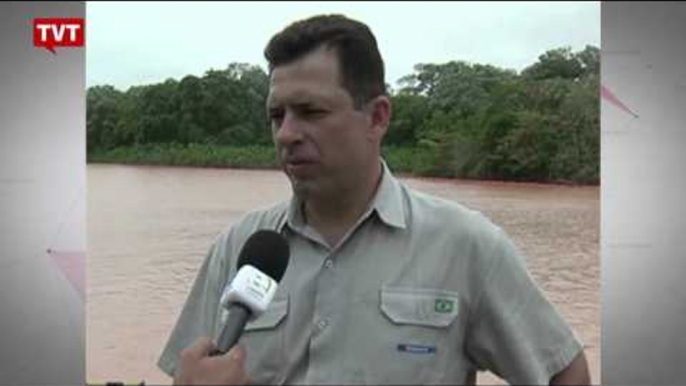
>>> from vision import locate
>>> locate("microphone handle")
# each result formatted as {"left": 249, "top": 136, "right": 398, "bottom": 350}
{"left": 211, "top": 303, "right": 251, "bottom": 356}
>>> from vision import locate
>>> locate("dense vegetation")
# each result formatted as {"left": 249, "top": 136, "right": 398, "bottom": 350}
{"left": 88, "top": 46, "right": 599, "bottom": 184}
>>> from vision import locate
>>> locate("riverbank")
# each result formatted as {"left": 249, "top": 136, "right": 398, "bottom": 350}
{"left": 88, "top": 143, "right": 598, "bottom": 185}
{"left": 87, "top": 144, "right": 436, "bottom": 173}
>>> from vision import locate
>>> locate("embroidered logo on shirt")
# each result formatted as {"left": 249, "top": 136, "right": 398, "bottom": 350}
{"left": 397, "top": 343, "right": 437, "bottom": 354}
{"left": 434, "top": 298, "right": 455, "bottom": 314}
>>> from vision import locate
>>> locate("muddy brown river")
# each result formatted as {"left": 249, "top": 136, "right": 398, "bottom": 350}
{"left": 87, "top": 164, "right": 599, "bottom": 384}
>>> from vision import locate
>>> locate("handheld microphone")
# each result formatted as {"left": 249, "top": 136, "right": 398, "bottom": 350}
{"left": 211, "top": 230, "right": 290, "bottom": 356}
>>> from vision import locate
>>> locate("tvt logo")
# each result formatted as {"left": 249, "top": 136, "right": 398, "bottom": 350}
{"left": 33, "top": 18, "right": 85, "bottom": 54}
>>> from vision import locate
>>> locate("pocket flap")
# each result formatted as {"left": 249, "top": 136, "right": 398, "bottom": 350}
{"left": 380, "top": 287, "right": 459, "bottom": 328}
{"left": 244, "top": 297, "right": 289, "bottom": 331}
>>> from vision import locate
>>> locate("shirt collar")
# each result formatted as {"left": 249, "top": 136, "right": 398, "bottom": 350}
{"left": 370, "top": 159, "right": 406, "bottom": 229}
{"left": 279, "top": 158, "right": 407, "bottom": 233}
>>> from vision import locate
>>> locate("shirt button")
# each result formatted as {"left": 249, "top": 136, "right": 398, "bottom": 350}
{"left": 324, "top": 259, "right": 334, "bottom": 269}
{"left": 317, "top": 319, "right": 329, "bottom": 330}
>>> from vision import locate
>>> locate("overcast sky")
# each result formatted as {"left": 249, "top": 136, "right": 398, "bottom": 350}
{"left": 86, "top": 2, "right": 600, "bottom": 90}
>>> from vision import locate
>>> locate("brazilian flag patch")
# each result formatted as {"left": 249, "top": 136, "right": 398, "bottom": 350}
{"left": 434, "top": 298, "right": 455, "bottom": 314}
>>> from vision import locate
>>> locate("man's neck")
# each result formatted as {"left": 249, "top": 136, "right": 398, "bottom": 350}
{"left": 304, "top": 161, "right": 383, "bottom": 248}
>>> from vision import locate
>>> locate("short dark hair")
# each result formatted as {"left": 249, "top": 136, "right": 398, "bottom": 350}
{"left": 264, "top": 14, "right": 386, "bottom": 109}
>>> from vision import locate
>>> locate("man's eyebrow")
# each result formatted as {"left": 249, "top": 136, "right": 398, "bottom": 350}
{"left": 292, "top": 102, "right": 323, "bottom": 109}
{"left": 268, "top": 97, "right": 327, "bottom": 109}
{"left": 266, "top": 98, "right": 281, "bottom": 110}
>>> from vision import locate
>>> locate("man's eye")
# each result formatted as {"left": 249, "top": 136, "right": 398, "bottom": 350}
{"left": 303, "top": 109, "right": 327, "bottom": 117}
{"left": 269, "top": 111, "right": 284, "bottom": 122}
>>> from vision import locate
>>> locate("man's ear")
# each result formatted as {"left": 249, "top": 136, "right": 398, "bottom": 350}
{"left": 367, "top": 95, "right": 391, "bottom": 142}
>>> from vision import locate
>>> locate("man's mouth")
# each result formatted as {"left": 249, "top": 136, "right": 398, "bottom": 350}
{"left": 284, "top": 156, "right": 317, "bottom": 166}
{"left": 284, "top": 157, "right": 318, "bottom": 175}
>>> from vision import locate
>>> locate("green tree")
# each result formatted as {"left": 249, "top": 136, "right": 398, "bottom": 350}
{"left": 86, "top": 46, "right": 599, "bottom": 184}
{"left": 522, "top": 46, "right": 584, "bottom": 80}
{"left": 386, "top": 93, "right": 429, "bottom": 146}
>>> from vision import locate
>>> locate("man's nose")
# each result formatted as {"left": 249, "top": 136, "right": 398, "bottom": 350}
{"left": 274, "top": 111, "right": 303, "bottom": 146}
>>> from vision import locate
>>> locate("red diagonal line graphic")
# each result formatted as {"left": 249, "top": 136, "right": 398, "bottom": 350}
{"left": 601, "top": 84, "right": 639, "bottom": 118}
{"left": 47, "top": 249, "right": 85, "bottom": 298}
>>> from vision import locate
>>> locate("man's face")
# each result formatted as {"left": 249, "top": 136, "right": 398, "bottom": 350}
{"left": 267, "top": 46, "right": 382, "bottom": 201}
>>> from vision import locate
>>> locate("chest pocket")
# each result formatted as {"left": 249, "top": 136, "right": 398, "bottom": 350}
{"left": 372, "top": 287, "right": 467, "bottom": 384}
{"left": 218, "top": 297, "right": 289, "bottom": 384}
{"left": 381, "top": 287, "right": 459, "bottom": 327}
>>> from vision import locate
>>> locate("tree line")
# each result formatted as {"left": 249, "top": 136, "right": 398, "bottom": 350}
{"left": 87, "top": 45, "right": 599, "bottom": 184}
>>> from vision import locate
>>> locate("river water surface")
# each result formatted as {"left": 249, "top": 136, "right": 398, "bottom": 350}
{"left": 87, "top": 164, "right": 600, "bottom": 384}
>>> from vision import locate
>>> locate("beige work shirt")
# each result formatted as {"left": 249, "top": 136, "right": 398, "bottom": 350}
{"left": 158, "top": 161, "right": 583, "bottom": 384}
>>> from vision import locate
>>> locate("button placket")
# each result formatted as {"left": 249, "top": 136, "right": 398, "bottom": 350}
{"left": 311, "top": 251, "right": 336, "bottom": 339}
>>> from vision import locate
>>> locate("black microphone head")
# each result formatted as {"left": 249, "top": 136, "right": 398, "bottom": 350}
{"left": 237, "top": 229, "right": 290, "bottom": 282}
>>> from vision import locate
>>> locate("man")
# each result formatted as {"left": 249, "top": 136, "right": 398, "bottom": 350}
{"left": 159, "top": 14, "right": 591, "bottom": 385}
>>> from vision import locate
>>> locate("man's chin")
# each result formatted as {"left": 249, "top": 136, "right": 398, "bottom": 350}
{"left": 288, "top": 177, "right": 315, "bottom": 200}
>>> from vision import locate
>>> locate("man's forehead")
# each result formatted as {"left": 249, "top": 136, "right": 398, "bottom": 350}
{"left": 266, "top": 46, "right": 351, "bottom": 105}
{"left": 267, "top": 75, "right": 351, "bottom": 108}
{"left": 267, "top": 85, "right": 340, "bottom": 107}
